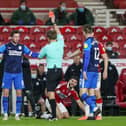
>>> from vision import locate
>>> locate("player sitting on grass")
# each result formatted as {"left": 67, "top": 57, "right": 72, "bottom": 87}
{"left": 55, "top": 76, "right": 85, "bottom": 119}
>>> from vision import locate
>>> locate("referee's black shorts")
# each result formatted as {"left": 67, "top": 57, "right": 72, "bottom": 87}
{"left": 46, "top": 68, "right": 62, "bottom": 92}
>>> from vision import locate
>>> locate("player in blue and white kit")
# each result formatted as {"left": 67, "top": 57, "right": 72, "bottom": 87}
{"left": 78, "top": 25, "right": 100, "bottom": 120}
{"left": 0, "top": 30, "right": 38, "bottom": 120}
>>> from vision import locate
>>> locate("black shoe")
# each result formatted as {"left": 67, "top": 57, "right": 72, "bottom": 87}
{"left": 94, "top": 108, "right": 101, "bottom": 117}
{"left": 48, "top": 117, "right": 58, "bottom": 121}
{"left": 87, "top": 116, "right": 95, "bottom": 120}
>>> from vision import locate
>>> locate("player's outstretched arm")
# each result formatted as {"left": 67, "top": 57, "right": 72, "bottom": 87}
{"left": 64, "top": 49, "right": 81, "bottom": 60}
{"left": 23, "top": 45, "right": 39, "bottom": 58}
{"left": 0, "top": 45, "right": 6, "bottom": 53}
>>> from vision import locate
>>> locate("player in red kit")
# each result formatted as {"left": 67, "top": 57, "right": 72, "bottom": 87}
{"left": 55, "top": 76, "right": 85, "bottom": 119}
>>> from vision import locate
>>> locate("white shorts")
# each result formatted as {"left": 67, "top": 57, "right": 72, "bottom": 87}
{"left": 95, "top": 73, "right": 101, "bottom": 90}
{"left": 57, "top": 103, "right": 68, "bottom": 113}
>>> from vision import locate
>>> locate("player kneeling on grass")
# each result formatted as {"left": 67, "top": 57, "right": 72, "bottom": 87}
{"left": 55, "top": 76, "right": 85, "bottom": 119}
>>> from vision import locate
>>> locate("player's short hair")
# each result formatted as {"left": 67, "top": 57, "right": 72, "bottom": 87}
{"left": 39, "top": 63, "right": 44, "bottom": 67}
{"left": 10, "top": 30, "right": 20, "bottom": 37}
{"left": 70, "top": 76, "right": 78, "bottom": 81}
{"left": 46, "top": 30, "right": 57, "bottom": 40}
{"left": 83, "top": 24, "right": 94, "bottom": 34}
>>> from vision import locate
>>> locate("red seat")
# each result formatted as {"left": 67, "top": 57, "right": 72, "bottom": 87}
{"left": 45, "top": 27, "right": 54, "bottom": 32}
{"left": 113, "top": 34, "right": 126, "bottom": 42}
{"left": 121, "top": 27, "right": 126, "bottom": 35}
{"left": 113, "top": 0, "right": 124, "bottom": 8}
{"left": 72, "top": 41, "right": 83, "bottom": 50}
{"left": 2, "top": 34, "right": 11, "bottom": 42}
{"left": 30, "top": 27, "right": 45, "bottom": 34}
{"left": 64, "top": 42, "right": 73, "bottom": 49}
{"left": 66, "top": 34, "right": 82, "bottom": 42}
{"left": 35, "top": 34, "right": 47, "bottom": 42}
{"left": 26, "top": 42, "right": 41, "bottom": 50}
{"left": 21, "top": 34, "right": 35, "bottom": 43}
{"left": 61, "top": 26, "right": 76, "bottom": 34}
{"left": 0, "top": 35, "right": 4, "bottom": 41}
{"left": 76, "top": 27, "right": 83, "bottom": 34}
{"left": 107, "top": 27, "right": 121, "bottom": 35}
{"left": 14, "top": 26, "right": 29, "bottom": 33}
{"left": 0, "top": 26, "right": 12, "bottom": 34}
{"left": 36, "top": 19, "right": 44, "bottom": 25}
{"left": 96, "top": 34, "right": 112, "bottom": 43}
{"left": 94, "top": 26, "right": 106, "bottom": 36}
{"left": 118, "top": 41, "right": 126, "bottom": 49}
{"left": 118, "top": 49, "right": 126, "bottom": 58}
{"left": 120, "top": 68, "right": 126, "bottom": 83}
{"left": 115, "top": 68, "right": 126, "bottom": 108}
{"left": 119, "top": 1, "right": 126, "bottom": 9}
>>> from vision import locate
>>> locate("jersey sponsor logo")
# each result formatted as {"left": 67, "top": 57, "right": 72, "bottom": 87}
{"left": 36, "top": 82, "right": 39, "bottom": 86}
{"left": 18, "top": 46, "right": 22, "bottom": 50}
{"left": 8, "top": 50, "right": 22, "bottom": 56}
{"left": 84, "top": 43, "right": 88, "bottom": 49}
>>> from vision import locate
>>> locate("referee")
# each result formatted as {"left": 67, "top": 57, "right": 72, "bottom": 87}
{"left": 38, "top": 14, "right": 64, "bottom": 120}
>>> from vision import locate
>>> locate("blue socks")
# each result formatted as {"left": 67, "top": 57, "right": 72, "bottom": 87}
{"left": 16, "top": 96, "right": 22, "bottom": 114}
{"left": 81, "top": 93, "right": 96, "bottom": 113}
{"left": 2, "top": 96, "right": 9, "bottom": 114}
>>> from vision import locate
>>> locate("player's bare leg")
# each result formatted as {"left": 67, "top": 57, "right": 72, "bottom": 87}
{"left": 78, "top": 88, "right": 88, "bottom": 120}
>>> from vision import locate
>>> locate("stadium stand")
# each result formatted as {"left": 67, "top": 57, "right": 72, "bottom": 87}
{"left": 0, "top": 26, "right": 126, "bottom": 58}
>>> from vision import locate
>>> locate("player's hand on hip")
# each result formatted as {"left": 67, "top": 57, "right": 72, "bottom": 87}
{"left": 103, "top": 70, "right": 108, "bottom": 80}
{"left": 83, "top": 71, "right": 88, "bottom": 80}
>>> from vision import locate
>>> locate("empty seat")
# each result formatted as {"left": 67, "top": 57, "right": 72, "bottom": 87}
{"left": 21, "top": 34, "right": 35, "bottom": 43}
{"left": 113, "top": 34, "right": 126, "bottom": 42}
{"left": 0, "top": 26, "right": 12, "bottom": 34}
{"left": 30, "top": 27, "right": 45, "bottom": 34}
{"left": 107, "top": 27, "right": 121, "bottom": 35}
{"left": 61, "top": 26, "right": 76, "bottom": 34}
{"left": 14, "top": 26, "right": 29, "bottom": 33}
{"left": 66, "top": 34, "right": 82, "bottom": 42}
{"left": 35, "top": 34, "right": 47, "bottom": 42}
{"left": 94, "top": 26, "right": 106, "bottom": 35}
{"left": 96, "top": 34, "right": 112, "bottom": 43}
{"left": 118, "top": 49, "right": 126, "bottom": 58}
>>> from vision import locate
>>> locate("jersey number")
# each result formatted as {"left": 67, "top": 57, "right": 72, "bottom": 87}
{"left": 94, "top": 48, "right": 100, "bottom": 60}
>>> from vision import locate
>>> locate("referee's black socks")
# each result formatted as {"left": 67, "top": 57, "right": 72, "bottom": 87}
{"left": 49, "top": 99, "right": 56, "bottom": 118}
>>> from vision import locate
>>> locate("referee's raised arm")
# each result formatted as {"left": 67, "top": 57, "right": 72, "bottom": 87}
{"left": 50, "top": 12, "right": 61, "bottom": 34}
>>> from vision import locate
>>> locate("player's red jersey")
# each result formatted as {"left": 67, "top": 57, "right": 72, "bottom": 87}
{"left": 55, "top": 81, "right": 79, "bottom": 107}
{"left": 98, "top": 42, "right": 106, "bottom": 72}
{"left": 98, "top": 42, "right": 106, "bottom": 55}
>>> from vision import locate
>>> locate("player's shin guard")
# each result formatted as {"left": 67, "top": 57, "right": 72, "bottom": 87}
{"left": 16, "top": 96, "right": 22, "bottom": 115}
{"left": 96, "top": 98, "right": 103, "bottom": 116}
{"left": 2, "top": 96, "right": 9, "bottom": 114}
{"left": 49, "top": 99, "right": 56, "bottom": 118}
{"left": 89, "top": 96, "right": 97, "bottom": 113}
{"left": 81, "top": 93, "right": 93, "bottom": 105}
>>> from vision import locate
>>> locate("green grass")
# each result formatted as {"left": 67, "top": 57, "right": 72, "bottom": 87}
{"left": 0, "top": 116, "right": 126, "bottom": 126}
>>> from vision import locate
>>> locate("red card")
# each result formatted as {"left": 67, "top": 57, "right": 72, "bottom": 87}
{"left": 49, "top": 11, "right": 54, "bottom": 18}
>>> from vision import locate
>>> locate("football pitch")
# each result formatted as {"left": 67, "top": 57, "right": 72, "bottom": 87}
{"left": 0, "top": 116, "right": 126, "bottom": 126}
